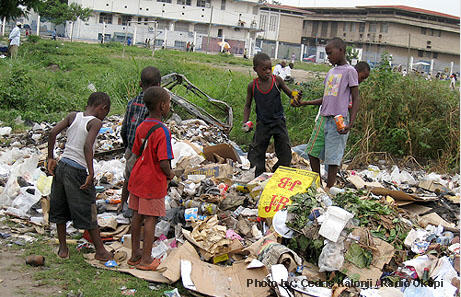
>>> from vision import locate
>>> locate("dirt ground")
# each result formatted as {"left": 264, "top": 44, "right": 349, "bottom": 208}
{"left": 0, "top": 248, "right": 59, "bottom": 297}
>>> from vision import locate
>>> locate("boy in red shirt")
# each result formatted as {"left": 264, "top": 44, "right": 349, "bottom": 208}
{"left": 127, "top": 86, "right": 175, "bottom": 271}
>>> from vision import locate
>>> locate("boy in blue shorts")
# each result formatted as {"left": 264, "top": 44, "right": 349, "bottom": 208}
{"left": 47, "top": 92, "right": 113, "bottom": 261}
{"left": 297, "top": 38, "right": 362, "bottom": 191}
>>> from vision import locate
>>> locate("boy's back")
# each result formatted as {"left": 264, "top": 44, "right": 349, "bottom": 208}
{"left": 128, "top": 118, "right": 173, "bottom": 199}
{"left": 121, "top": 94, "right": 148, "bottom": 150}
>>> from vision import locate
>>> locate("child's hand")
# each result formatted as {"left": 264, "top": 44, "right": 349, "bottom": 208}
{"left": 47, "top": 158, "right": 57, "bottom": 176}
{"left": 80, "top": 174, "right": 94, "bottom": 190}
{"left": 338, "top": 125, "right": 351, "bottom": 134}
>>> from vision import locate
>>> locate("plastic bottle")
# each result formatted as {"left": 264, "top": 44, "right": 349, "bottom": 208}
{"left": 318, "top": 193, "right": 333, "bottom": 207}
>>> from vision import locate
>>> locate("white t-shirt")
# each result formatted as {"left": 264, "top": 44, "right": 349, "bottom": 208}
{"left": 283, "top": 66, "right": 292, "bottom": 78}
{"left": 9, "top": 27, "right": 21, "bottom": 46}
{"left": 273, "top": 64, "right": 283, "bottom": 76}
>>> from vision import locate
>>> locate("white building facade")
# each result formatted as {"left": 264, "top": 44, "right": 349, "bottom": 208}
{"left": 68, "top": 0, "right": 261, "bottom": 54}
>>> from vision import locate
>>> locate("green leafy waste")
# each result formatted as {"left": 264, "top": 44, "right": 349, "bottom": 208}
{"left": 344, "top": 243, "right": 373, "bottom": 268}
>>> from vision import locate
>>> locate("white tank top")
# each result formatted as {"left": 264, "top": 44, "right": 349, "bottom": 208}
{"left": 61, "top": 112, "right": 96, "bottom": 169}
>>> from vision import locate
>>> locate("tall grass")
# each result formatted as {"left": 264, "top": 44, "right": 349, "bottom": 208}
{"left": 0, "top": 40, "right": 458, "bottom": 171}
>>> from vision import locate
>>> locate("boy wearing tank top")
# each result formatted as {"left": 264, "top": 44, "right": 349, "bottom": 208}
{"left": 243, "top": 53, "right": 302, "bottom": 177}
{"left": 47, "top": 92, "right": 113, "bottom": 261}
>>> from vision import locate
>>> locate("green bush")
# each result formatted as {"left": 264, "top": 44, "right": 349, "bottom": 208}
{"left": 27, "top": 35, "right": 41, "bottom": 43}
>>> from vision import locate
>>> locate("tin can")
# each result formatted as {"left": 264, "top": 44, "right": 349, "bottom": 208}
{"left": 334, "top": 115, "right": 346, "bottom": 131}
{"left": 291, "top": 91, "right": 299, "bottom": 105}
{"left": 242, "top": 121, "right": 254, "bottom": 132}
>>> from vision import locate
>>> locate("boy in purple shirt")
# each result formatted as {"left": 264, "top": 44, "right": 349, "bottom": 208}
{"left": 297, "top": 38, "right": 359, "bottom": 191}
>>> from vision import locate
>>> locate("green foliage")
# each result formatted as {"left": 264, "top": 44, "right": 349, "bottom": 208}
{"left": 346, "top": 46, "right": 359, "bottom": 63}
{"left": 37, "top": 0, "right": 92, "bottom": 25}
{"left": 344, "top": 243, "right": 373, "bottom": 268}
{"left": 27, "top": 34, "right": 40, "bottom": 43}
{"left": 0, "top": 0, "right": 42, "bottom": 21}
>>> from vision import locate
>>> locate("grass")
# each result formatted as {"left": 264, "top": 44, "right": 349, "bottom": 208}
{"left": 5, "top": 232, "right": 191, "bottom": 297}
{"left": 0, "top": 38, "right": 458, "bottom": 171}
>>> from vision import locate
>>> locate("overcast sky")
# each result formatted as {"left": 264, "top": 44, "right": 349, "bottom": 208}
{"left": 279, "top": 0, "right": 460, "bottom": 17}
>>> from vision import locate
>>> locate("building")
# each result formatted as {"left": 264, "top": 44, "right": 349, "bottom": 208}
{"left": 256, "top": 4, "right": 306, "bottom": 60}
{"left": 68, "top": 0, "right": 261, "bottom": 54}
{"left": 301, "top": 6, "right": 460, "bottom": 72}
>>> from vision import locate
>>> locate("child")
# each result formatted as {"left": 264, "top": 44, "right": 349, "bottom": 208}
{"left": 120, "top": 66, "right": 161, "bottom": 216}
{"left": 47, "top": 92, "right": 113, "bottom": 261}
{"left": 127, "top": 86, "right": 174, "bottom": 271}
{"left": 297, "top": 38, "right": 360, "bottom": 191}
{"left": 243, "top": 53, "right": 302, "bottom": 177}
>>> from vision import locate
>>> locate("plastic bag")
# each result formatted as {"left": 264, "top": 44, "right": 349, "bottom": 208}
{"left": 318, "top": 238, "right": 345, "bottom": 272}
{"left": 155, "top": 220, "right": 170, "bottom": 237}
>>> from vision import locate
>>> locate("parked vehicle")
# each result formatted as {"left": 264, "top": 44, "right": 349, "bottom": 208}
{"left": 302, "top": 55, "right": 316, "bottom": 62}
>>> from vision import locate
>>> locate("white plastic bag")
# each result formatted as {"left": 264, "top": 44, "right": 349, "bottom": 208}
{"left": 318, "top": 239, "right": 345, "bottom": 272}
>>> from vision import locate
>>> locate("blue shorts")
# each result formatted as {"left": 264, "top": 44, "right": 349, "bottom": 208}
{"left": 307, "top": 115, "right": 349, "bottom": 166}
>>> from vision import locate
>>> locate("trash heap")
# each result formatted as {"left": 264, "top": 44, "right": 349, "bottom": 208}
{"left": 0, "top": 114, "right": 459, "bottom": 297}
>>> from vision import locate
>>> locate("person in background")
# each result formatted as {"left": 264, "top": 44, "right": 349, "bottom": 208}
{"left": 8, "top": 22, "right": 22, "bottom": 58}
{"left": 273, "top": 60, "right": 286, "bottom": 77}
{"left": 52, "top": 29, "right": 57, "bottom": 40}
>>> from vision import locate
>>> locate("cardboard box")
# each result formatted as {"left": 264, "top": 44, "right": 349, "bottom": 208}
{"left": 185, "top": 163, "right": 233, "bottom": 179}
{"left": 203, "top": 143, "right": 241, "bottom": 163}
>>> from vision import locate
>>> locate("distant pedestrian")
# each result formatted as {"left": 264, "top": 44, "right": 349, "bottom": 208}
{"left": 190, "top": 42, "right": 195, "bottom": 52}
{"left": 52, "top": 29, "right": 57, "bottom": 40}
{"left": 127, "top": 37, "right": 132, "bottom": 46}
{"left": 186, "top": 42, "right": 190, "bottom": 52}
{"left": 291, "top": 53, "right": 296, "bottom": 63}
{"left": 8, "top": 22, "right": 22, "bottom": 58}
{"left": 450, "top": 74, "right": 457, "bottom": 90}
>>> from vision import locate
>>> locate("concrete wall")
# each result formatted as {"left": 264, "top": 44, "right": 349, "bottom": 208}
{"left": 278, "top": 14, "right": 303, "bottom": 44}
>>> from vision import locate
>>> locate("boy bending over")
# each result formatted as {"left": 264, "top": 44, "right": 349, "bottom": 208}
{"left": 48, "top": 92, "right": 113, "bottom": 261}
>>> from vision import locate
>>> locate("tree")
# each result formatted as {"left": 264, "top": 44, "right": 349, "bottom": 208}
{"left": 36, "top": 0, "right": 70, "bottom": 26}
{"left": 0, "top": 0, "right": 42, "bottom": 21}
{"left": 68, "top": 3, "right": 92, "bottom": 42}
{"left": 346, "top": 46, "right": 360, "bottom": 63}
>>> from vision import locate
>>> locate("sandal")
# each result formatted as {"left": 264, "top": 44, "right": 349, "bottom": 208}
{"left": 127, "top": 256, "right": 142, "bottom": 266}
{"left": 136, "top": 258, "right": 161, "bottom": 271}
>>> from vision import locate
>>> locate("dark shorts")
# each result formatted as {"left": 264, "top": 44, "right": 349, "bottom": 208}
{"left": 49, "top": 161, "right": 98, "bottom": 230}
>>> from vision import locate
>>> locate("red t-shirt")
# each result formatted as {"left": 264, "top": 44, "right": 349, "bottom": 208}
{"left": 128, "top": 118, "right": 174, "bottom": 199}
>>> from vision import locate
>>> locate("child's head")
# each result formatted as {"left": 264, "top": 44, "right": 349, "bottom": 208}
{"left": 355, "top": 61, "right": 370, "bottom": 83}
{"left": 143, "top": 86, "right": 170, "bottom": 117}
{"left": 325, "top": 37, "right": 346, "bottom": 65}
{"left": 289, "top": 63, "right": 294, "bottom": 69}
{"left": 87, "top": 92, "right": 111, "bottom": 120}
{"left": 253, "top": 53, "right": 272, "bottom": 81}
{"left": 140, "top": 66, "right": 161, "bottom": 90}
{"left": 281, "top": 61, "right": 287, "bottom": 68}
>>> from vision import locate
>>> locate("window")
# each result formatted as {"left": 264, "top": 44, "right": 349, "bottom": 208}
{"left": 330, "top": 22, "right": 337, "bottom": 37}
{"left": 425, "top": 51, "right": 431, "bottom": 58}
{"left": 99, "top": 13, "right": 112, "bottom": 24}
{"left": 155, "top": 39, "right": 164, "bottom": 46}
{"left": 196, "top": 0, "right": 210, "bottom": 7}
{"left": 421, "top": 27, "right": 426, "bottom": 35}
{"left": 380, "top": 23, "right": 388, "bottom": 33}
{"left": 433, "top": 52, "right": 438, "bottom": 59}
{"left": 343, "top": 22, "right": 347, "bottom": 31}
{"left": 194, "top": 23, "right": 208, "bottom": 34}
{"left": 177, "top": 0, "right": 191, "bottom": 5}
{"left": 98, "top": 33, "right": 111, "bottom": 41}
{"left": 221, "top": 0, "right": 226, "bottom": 10}
{"left": 121, "top": 15, "right": 131, "bottom": 26}
{"left": 174, "top": 40, "right": 186, "bottom": 48}
{"left": 359, "top": 23, "right": 365, "bottom": 32}
{"left": 269, "top": 15, "right": 277, "bottom": 31}
{"left": 252, "top": 6, "right": 258, "bottom": 15}
{"left": 259, "top": 14, "right": 267, "bottom": 30}
{"left": 174, "top": 22, "right": 189, "bottom": 32}
{"left": 157, "top": 0, "right": 172, "bottom": 3}
{"left": 438, "top": 30, "right": 442, "bottom": 37}
{"left": 217, "top": 28, "right": 223, "bottom": 37}
{"left": 311, "top": 21, "right": 318, "bottom": 35}
{"left": 144, "top": 18, "right": 149, "bottom": 25}
{"left": 350, "top": 23, "right": 355, "bottom": 32}
{"left": 369, "top": 22, "right": 377, "bottom": 32}
{"left": 137, "top": 17, "right": 142, "bottom": 23}
{"left": 418, "top": 50, "right": 423, "bottom": 57}
{"left": 320, "top": 21, "right": 328, "bottom": 37}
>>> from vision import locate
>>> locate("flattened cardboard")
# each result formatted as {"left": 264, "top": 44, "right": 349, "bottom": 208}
{"left": 158, "top": 241, "right": 200, "bottom": 283}
{"left": 203, "top": 143, "right": 241, "bottom": 163}
{"left": 418, "top": 212, "right": 456, "bottom": 229}
{"left": 401, "top": 204, "right": 432, "bottom": 216}
{"left": 182, "top": 258, "right": 270, "bottom": 297}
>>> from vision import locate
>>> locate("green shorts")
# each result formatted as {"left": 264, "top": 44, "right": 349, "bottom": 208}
{"left": 305, "top": 116, "right": 325, "bottom": 159}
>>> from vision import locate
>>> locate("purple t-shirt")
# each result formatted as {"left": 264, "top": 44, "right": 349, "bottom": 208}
{"left": 320, "top": 64, "right": 358, "bottom": 117}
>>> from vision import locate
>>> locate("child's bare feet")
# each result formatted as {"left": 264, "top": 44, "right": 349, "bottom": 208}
{"left": 94, "top": 250, "right": 113, "bottom": 262}
{"left": 57, "top": 246, "right": 69, "bottom": 259}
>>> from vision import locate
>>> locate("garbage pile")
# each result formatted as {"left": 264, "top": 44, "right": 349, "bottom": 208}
{"left": 0, "top": 114, "right": 459, "bottom": 297}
